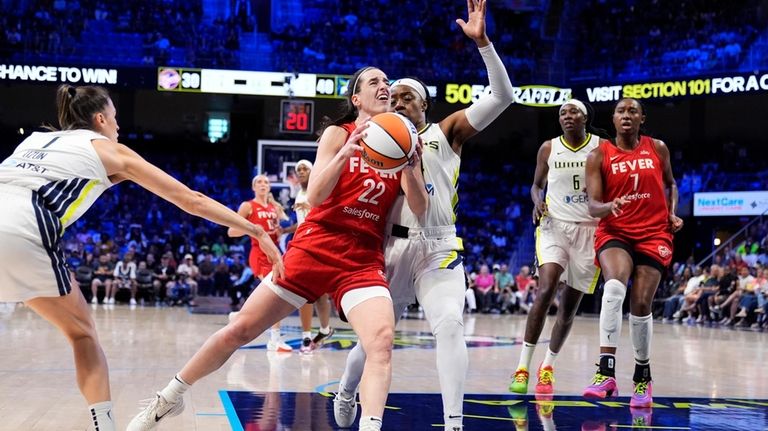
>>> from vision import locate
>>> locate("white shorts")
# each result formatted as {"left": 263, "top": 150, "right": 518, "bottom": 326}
{"left": 385, "top": 224, "right": 465, "bottom": 323}
{"left": 0, "top": 184, "right": 72, "bottom": 302}
{"left": 535, "top": 217, "right": 600, "bottom": 294}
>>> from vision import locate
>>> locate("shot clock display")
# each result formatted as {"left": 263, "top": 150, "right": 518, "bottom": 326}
{"left": 280, "top": 99, "right": 314, "bottom": 134}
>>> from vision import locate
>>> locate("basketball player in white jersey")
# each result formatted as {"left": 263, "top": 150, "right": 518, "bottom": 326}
{"left": 0, "top": 84, "right": 283, "bottom": 431}
{"left": 333, "top": 1, "right": 513, "bottom": 429}
{"left": 508, "top": 99, "right": 603, "bottom": 397}
{"left": 284, "top": 159, "right": 334, "bottom": 354}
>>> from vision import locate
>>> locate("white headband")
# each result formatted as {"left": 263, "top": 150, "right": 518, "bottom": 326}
{"left": 560, "top": 99, "right": 588, "bottom": 116}
{"left": 390, "top": 78, "right": 427, "bottom": 101}
{"left": 296, "top": 159, "right": 313, "bottom": 170}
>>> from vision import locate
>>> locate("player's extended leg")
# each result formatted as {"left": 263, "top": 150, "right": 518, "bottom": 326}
{"left": 335, "top": 293, "right": 412, "bottom": 428}
{"left": 25, "top": 277, "right": 114, "bottom": 431}
{"left": 127, "top": 279, "right": 300, "bottom": 431}
{"left": 345, "top": 294, "right": 395, "bottom": 431}
{"left": 584, "top": 246, "right": 632, "bottom": 399}
{"left": 534, "top": 285, "right": 584, "bottom": 395}
{"left": 510, "top": 262, "right": 564, "bottom": 394}
{"left": 416, "top": 267, "right": 467, "bottom": 430}
{"left": 627, "top": 263, "right": 662, "bottom": 408}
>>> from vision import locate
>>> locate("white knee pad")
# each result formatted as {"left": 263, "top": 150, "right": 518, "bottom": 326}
{"left": 629, "top": 313, "right": 653, "bottom": 362}
{"left": 599, "top": 279, "right": 627, "bottom": 348}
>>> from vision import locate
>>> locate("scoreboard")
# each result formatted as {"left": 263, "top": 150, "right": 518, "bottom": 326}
{"left": 157, "top": 67, "right": 351, "bottom": 99}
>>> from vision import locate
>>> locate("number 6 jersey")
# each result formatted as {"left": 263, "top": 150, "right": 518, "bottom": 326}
{"left": 546, "top": 133, "right": 601, "bottom": 223}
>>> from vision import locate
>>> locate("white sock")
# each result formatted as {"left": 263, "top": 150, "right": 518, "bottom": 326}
{"left": 359, "top": 416, "right": 383, "bottom": 431}
{"left": 270, "top": 328, "right": 281, "bottom": 342}
{"left": 89, "top": 401, "right": 115, "bottom": 431}
{"left": 541, "top": 348, "right": 558, "bottom": 368}
{"left": 160, "top": 374, "right": 191, "bottom": 403}
{"left": 629, "top": 313, "right": 653, "bottom": 361}
{"left": 302, "top": 331, "right": 311, "bottom": 339}
{"left": 517, "top": 342, "right": 535, "bottom": 370}
{"left": 320, "top": 326, "right": 331, "bottom": 335}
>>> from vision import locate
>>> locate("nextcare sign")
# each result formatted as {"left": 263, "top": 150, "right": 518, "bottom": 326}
{"left": 0, "top": 64, "right": 117, "bottom": 84}
{"left": 693, "top": 191, "right": 768, "bottom": 216}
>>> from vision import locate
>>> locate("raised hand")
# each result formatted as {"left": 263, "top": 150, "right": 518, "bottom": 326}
{"left": 455, "top": 0, "right": 488, "bottom": 43}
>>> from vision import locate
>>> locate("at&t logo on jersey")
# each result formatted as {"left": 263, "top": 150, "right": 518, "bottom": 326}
{"left": 564, "top": 194, "right": 589, "bottom": 204}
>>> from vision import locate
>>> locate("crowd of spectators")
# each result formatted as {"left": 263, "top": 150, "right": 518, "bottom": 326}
{"left": 571, "top": 0, "right": 764, "bottom": 81}
{"left": 1, "top": 0, "right": 243, "bottom": 68}
{"left": 269, "top": 0, "right": 545, "bottom": 82}
{"left": 3, "top": 0, "right": 767, "bottom": 83}
{"left": 657, "top": 222, "right": 768, "bottom": 330}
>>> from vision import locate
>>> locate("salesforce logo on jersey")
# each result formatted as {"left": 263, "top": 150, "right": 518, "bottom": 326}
{"left": 694, "top": 191, "right": 768, "bottom": 216}
{"left": 564, "top": 194, "right": 588, "bottom": 204}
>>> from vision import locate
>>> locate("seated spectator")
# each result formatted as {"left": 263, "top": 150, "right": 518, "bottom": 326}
{"left": 473, "top": 264, "right": 496, "bottom": 313}
{"left": 91, "top": 253, "right": 115, "bottom": 304}
{"left": 494, "top": 263, "right": 516, "bottom": 314}
{"left": 176, "top": 254, "right": 200, "bottom": 305}
{"left": 113, "top": 252, "right": 138, "bottom": 305}
{"left": 135, "top": 261, "right": 155, "bottom": 304}
{"left": 197, "top": 253, "right": 216, "bottom": 296}
{"left": 515, "top": 265, "right": 536, "bottom": 313}
{"left": 229, "top": 265, "right": 254, "bottom": 308}
{"left": 153, "top": 254, "right": 176, "bottom": 303}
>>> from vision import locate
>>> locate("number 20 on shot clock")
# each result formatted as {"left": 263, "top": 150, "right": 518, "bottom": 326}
{"left": 280, "top": 99, "right": 314, "bottom": 134}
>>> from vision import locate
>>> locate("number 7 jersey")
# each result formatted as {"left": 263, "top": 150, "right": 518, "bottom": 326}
{"left": 546, "top": 133, "right": 601, "bottom": 223}
{"left": 597, "top": 136, "right": 670, "bottom": 236}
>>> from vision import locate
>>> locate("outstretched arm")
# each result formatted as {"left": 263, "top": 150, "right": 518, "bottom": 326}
{"left": 93, "top": 139, "right": 284, "bottom": 278}
{"left": 442, "top": 0, "right": 514, "bottom": 152}
{"left": 227, "top": 202, "right": 252, "bottom": 237}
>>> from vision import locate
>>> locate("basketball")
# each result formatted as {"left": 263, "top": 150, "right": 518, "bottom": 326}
{"left": 359, "top": 112, "right": 418, "bottom": 174}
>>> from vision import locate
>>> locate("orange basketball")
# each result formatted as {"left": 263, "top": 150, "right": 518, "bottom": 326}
{"left": 360, "top": 112, "right": 418, "bottom": 174}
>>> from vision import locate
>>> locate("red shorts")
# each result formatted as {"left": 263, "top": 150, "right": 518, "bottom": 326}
{"left": 248, "top": 247, "right": 273, "bottom": 279}
{"left": 273, "top": 221, "right": 388, "bottom": 318}
{"left": 594, "top": 228, "right": 673, "bottom": 269}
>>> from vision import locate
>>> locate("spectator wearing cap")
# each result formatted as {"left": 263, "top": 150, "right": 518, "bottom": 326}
{"left": 176, "top": 253, "right": 200, "bottom": 305}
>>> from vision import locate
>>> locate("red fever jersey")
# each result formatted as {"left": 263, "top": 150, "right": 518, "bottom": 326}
{"left": 594, "top": 136, "right": 674, "bottom": 266}
{"left": 273, "top": 122, "right": 402, "bottom": 318}
{"left": 247, "top": 200, "right": 279, "bottom": 278}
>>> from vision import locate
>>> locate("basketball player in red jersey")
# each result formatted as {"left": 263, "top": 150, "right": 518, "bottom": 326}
{"left": 582, "top": 98, "right": 683, "bottom": 409}
{"left": 228, "top": 174, "right": 293, "bottom": 352}
{"left": 128, "top": 66, "right": 428, "bottom": 431}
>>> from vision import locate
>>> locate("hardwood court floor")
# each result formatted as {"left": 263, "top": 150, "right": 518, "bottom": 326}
{"left": 0, "top": 302, "right": 766, "bottom": 430}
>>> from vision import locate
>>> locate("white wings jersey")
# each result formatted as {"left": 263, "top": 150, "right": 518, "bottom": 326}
{"left": 388, "top": 123, "right": 460, "bottom": 228}
{"left": 295, "top": 188, "right": 309, "bottom": 225}
{"left": 545, "top": 133, "right": 600, "bottom": 224}
{"left": 0, "top": 130, "right": 112, "bottom": 228}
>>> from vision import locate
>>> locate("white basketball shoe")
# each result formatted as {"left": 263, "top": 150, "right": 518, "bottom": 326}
{"left": 126, "top": 393, "right": 184, "bottom": 431}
